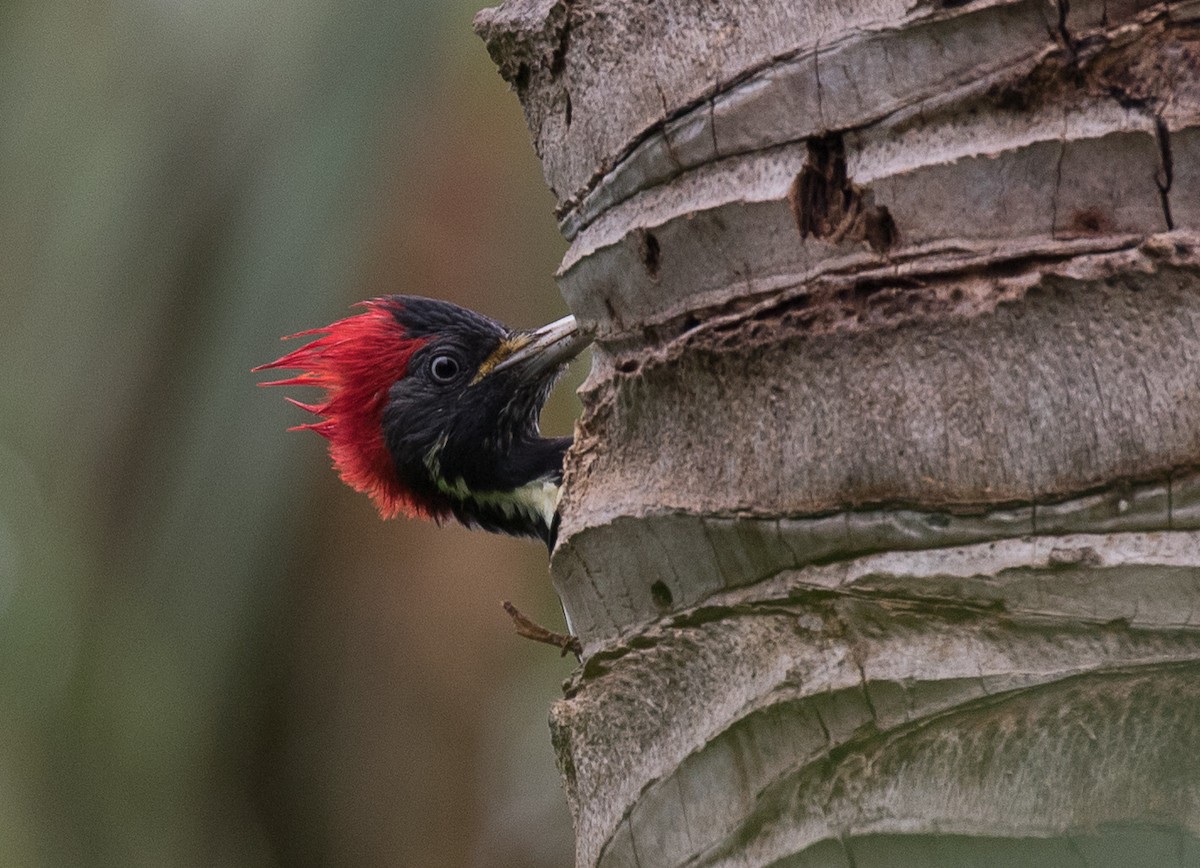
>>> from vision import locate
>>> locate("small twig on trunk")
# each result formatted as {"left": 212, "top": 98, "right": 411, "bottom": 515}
{"left": 502, "top": 600, "right": 582, "bottom": 658}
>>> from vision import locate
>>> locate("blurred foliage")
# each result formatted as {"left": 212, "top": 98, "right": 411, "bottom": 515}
{"left": 0, "top": 1, "right": 577, "bottom": 865}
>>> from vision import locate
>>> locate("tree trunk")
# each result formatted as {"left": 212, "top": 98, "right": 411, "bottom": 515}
{"left": 477, "top": 1, "right": 1200, "bottom": 865}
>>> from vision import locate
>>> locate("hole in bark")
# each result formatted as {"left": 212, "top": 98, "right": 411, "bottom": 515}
{"left": 638, "top": 229, "right": 661, "bottom": 280}
{"left": 851, "top": 280, "right": 885, "bottom": 301}
{"left": 863, "top": 205, "right": 898, "bottom": 253}
{"left": 987, "top": 62, "right": 1070, "bottom": 114}
{"left": 550, "top": 16, "right": 571, "bottom": 76}
{"left": 788, "top": 133, "right": 899, "bottom": 254}
{"left": 995, "top": 256, "right": 1053, "bottom": 280}
{"left": 650, "top": 581, "right": 673, "bottom": 610}
{"left": 513, "top": 62, "right": 531, "bottom": 92}
{"left": 989, "top": 81, "right": 1033, "bottom": 112}
{"left": 564, "top": 90, "right": 572, "bottom": 127}
{"left": 790, "top": 133, "right": 854, "bottom": 240}
{"left": 1069, "top": 207, "right": 1110, "bottom": 235}
{"left": 616, "top": 358, "right": 639, "bottom": 374}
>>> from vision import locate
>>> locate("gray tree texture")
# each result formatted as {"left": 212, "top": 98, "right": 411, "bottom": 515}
{"left": 477, "top": 0, "right": 1200, "bottom": 865}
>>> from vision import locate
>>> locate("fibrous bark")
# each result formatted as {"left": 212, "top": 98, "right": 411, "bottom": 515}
{"left": 477, "top": 1, "right": 1200, "bottom": 865}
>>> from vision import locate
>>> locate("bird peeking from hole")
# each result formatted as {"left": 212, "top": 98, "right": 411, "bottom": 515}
{"left": 255, "top": 296, "right": 592, "bottom": 550}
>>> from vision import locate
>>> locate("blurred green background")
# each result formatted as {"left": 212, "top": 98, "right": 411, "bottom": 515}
{"left": 0, "top": 1, "right": 579, "bottom": 865}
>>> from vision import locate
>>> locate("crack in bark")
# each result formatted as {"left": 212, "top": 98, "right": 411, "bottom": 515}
{"left": 565, "top": 544, "right": 620, "bottom": 636}
{"left": 1169, "top": 472, "right": 1175, "bottom": 530}
{"left": 855, "top": 661, "right": 879, "bottom": 725}
{"left": 627, "top": 818, "right": 645, "bottom": 868}
{"left": 653, "top": 78, "right": 685, "bottom": 174}
{"left": 813, "top": 36, "right": 825, "bottom": 131}
{"left": 673, "top": 774, "right": 697, "bottom": 855}
{"left": 1156, "top": 115, "right": 1176, "bottom": 230}
{"left": 1054, "top": 0, "right": 1077, "bottom": 59}
{"left": 1050, "top": 111, "right": 1069, "bottom": 238}
{"left": 707, "top": 99, "right": 719, "bottom": 160}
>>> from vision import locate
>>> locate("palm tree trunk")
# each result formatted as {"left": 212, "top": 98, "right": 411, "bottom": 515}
{"left": 478, "top": 1, "right": 1200, "bottom": 865}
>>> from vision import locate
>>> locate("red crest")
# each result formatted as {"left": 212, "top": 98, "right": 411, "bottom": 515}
{"left": 255, "top": 298, "right": 437, "bottom": 519}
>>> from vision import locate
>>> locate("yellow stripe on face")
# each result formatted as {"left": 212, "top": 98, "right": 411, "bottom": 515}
{"left": 471, "top": 334, "right": 531, "bottom": 385}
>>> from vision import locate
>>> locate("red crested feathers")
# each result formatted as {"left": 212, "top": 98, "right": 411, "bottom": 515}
{"left": 255, "top": 298, "right": 433, "bottom": 520}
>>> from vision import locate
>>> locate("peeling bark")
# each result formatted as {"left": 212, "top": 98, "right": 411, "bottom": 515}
{"left": 477, "top": 0, "right": 1200, "bottom": 865}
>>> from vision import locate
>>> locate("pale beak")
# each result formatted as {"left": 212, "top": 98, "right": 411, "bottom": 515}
{"left": 489, "top": 314, "right": 592, "bottom": 380}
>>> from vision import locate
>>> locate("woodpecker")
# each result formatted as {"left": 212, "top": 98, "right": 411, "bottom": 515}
{"left": 256, "top": 295, "right": 591, "bottom": 549}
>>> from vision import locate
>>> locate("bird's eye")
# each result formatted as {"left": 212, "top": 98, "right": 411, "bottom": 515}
{"left": 430, "top": 354, "right": 461, "bottom": 383}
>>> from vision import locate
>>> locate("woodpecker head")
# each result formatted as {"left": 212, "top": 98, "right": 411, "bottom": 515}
{"left": 256, "top": 295, "right": 591, "bottom": 546}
